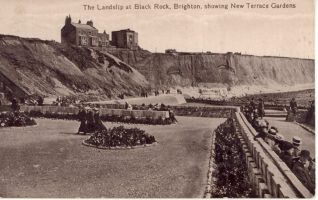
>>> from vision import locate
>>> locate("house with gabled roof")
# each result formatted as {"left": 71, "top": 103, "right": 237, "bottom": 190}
{"left": 61, "top": 15, "right": 109, "bottom": 47}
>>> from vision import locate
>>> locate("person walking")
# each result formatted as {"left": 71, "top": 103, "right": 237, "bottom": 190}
{"left": 258, "top": 98, "right": 265, "bottom": 119}
{"left": 168, "top": 108, "right": 178, "bottom": 124}
{"left": 85, "top": 107, "right": 95, "bottom": 134}
{"left": 306, "top": 100, "right": 315, "bottom": 123}
{"left": 11, "top": 98, "right": 20, "bottom": 111}
{"left": 37, "top": 96, "right": 44, "bottom": 106}
{"left": 290, "top": 98, "right": 298, "bottom": 115}
{"left": 77, "top": 106, "right": 87, "bottom": 135}
{"left": 93, "top": 107, "right": 106, "bottom": 131}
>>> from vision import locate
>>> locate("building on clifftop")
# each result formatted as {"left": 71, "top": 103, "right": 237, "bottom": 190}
{"left": 111, "top": 29, "right": 139, "bottom": 50}
{"left": 61, "top": 15, "right": 110, "bottom": 47}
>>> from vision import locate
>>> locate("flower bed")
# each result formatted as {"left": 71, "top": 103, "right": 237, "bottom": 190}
{"left": 26, "top": 110, "right": 172, "bottom": 125}
{"left": 84, "top": 126, "right": 156, "bottom": 149}
{"left": 212, "top": 118, "right": 255, "bottom": 198}
{"left": 0, "top": 111, "right": 37, "bottom": 128}
{"left": 174, "top": 106, "right": 234, "bottom": 118}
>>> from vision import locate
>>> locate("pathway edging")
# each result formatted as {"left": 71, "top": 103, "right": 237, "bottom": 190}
{"left": 204, "top": 130, "right": 216, "bottom": 198}
{"left": 295, "top": 122, "right": 315, "bottom": 135}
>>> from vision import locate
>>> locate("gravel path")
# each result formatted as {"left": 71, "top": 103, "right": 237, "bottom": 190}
{"left": 0, "top": 117, "right": 225, "bottom": 198}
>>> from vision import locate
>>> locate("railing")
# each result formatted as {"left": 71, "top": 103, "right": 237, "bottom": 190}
{"left": 185, "top": 98, "right": 310, "bottom": 110}
{"left": 234, "top": 112, "right": 313, "bottom": 198}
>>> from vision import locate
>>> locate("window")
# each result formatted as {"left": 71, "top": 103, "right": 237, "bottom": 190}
{"left": 79, "top": 36, "right": 87, "bottom": 45}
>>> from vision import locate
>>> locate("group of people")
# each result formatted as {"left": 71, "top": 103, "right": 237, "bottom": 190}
{"left": 5, "top": 95, "right": 45, "bottom": 108}
{"left": 140, "top": 90, "right": 148, "bottom": 98}
{"left": 154, "top": 90, "right": 160, "bottom": 96}
{"left": 126, "top": 102, "right": 178, "bottom": 124}
{"left": 78, "top": 102, "right": 178, "bottom": 133}
{"left": 141, "top": 89, "right": 172, "bottom": 97}
{"left": 243, "top": 100, "right": 315, "bottom": 193}
{"left": 245, "top": 98, "right": 265, "bottom": 119}
{"left": 54, "top": 96, "right": 77, "bottom": 106}
{"left": 77, "top": 106, "right": 106, "bottom": 135}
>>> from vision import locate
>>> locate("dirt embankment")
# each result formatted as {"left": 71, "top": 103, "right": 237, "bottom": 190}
{"left": 109, "top": 50, "right": 314, "bottom": 89}
{"left": 0, "top": 35, "right": 149, "bottom": 99}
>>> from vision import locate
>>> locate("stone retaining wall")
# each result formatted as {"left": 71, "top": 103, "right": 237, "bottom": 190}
{"left": 286, "top": 110, "right": 315, "bottom": 127}
{"left": 234, "top": 112, "right": 313, "bottom": 198}
{"left": 173, "top": 106, "right": 238, "bottom": 118}
{"left": 185, "top": 98, "right": 309, "bottom": 110}
{"left": 19, "top": 105, "right": 169, "bottom": 120}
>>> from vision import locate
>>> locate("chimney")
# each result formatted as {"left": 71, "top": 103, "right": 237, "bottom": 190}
{"left": 86, "top": 20, "right": 93, "bottom": 27}
{"left": 65, "top": 14, "right": 71, "bottom": 25}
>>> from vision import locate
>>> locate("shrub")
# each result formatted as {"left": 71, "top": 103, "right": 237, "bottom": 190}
{"left": 0, "top": 111, "right": 36, "bottom": 128}
{"left": 212, "top": 118, "right": 255, "bottom": 198}
{"left": 85, "top": 126, "right": 156, "bottom": 148}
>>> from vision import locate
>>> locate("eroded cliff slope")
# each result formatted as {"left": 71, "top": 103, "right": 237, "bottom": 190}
{"left": 0, "top": 35, "right": 149, "bottom": 98}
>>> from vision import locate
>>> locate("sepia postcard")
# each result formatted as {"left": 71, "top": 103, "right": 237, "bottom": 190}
{"left": 0, "top": 0, "right": 315, "bottom": 198}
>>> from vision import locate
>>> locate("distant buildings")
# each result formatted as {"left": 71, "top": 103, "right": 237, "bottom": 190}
{"left": 61, "top": 15, "right": 139, "bottom": 50}
{"left": 165, "top": 49, "right": 177, "bottom": 54}
{"left": 165, "top": 49, "right": 178, "bottom": 56}
{"left": 61, "top": 15, "right": 109, "bottom": 47}
{"left": 111, "top": 29, "right": 138, "bottom": 49}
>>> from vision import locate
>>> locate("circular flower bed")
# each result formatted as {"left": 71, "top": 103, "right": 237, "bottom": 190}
{"left": 0, "top": 111, "right": 37, "bottom": 128}
{"left": 84, "top": 126, "right": 156, "bottom": 149}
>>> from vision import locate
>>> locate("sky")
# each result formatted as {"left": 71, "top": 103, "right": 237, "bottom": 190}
{"left": 0, "top": 0, "right": 314, "bottom": 58}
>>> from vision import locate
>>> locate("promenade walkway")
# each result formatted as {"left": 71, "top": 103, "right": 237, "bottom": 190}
{"left": 264, "top": 117, "right": 315, "bottom": 157}
{"left": 89, "top": 94, "right": 186, "bottom": 105}
{"left": 0, "top": 117, "right": 225, "bottom": 198}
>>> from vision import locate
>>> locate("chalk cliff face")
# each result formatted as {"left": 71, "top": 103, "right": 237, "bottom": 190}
{"left": 109, "top": 50, "right": 315, "bottom": 89}
{"left": 0, "top": 35, "right": 149, "bottom": 98}
{"left": 0, "top": 34, "right": 313, "bottom": 99}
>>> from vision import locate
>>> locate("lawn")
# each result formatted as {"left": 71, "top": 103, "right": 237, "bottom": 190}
{"left": 0, "top": 117, "right": 226, "bottom": 198}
